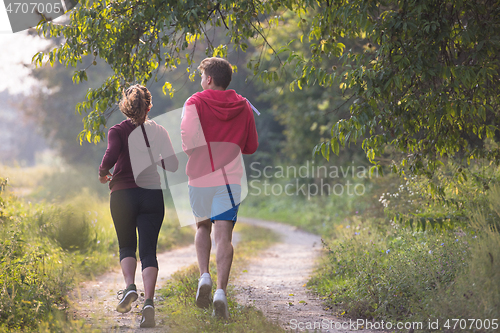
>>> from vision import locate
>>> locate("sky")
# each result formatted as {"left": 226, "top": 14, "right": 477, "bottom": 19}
{"left": 0, "top": 32, "right": 52, "bottom": 94}
{"left": 0, "top": 0, "right": 54, "bottom": 95}
{"left": 0, "top": 0, "right": 9, "bottom": 33}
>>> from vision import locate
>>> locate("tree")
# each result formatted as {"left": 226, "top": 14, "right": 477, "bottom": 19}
{"left": 288, "top": 0, "right": 500, "bottom": 178}
{"left": 0, "top": 91, "right": 47, "bottom": 166}
{"left": 34, "top": 0, "right": 301, "bottom": 144}
{"left": 35, "top": 0, "right": 500, "bottom": 180}
{"left": 249, "top": 11, "right": 368, "bottom": 164}
{"left": 21, "top": 54, "right": 111, "bottom": 165}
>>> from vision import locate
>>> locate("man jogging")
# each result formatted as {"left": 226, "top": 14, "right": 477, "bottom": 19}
{"left": 180, "top": 57, "right": 258, "bottom": 320}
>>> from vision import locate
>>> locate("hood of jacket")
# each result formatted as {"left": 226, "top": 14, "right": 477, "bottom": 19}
{"left": 189, "top": 89, "right": 248, "bottom": 121}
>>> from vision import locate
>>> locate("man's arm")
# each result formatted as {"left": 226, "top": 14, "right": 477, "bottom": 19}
{"left": 242, "top": 105, "right": 259, "bottom": 155}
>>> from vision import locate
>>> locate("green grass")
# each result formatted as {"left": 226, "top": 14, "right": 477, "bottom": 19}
{"left": 6, "top": 158, "right": 499, "bottom": 331}
{"left": 240, "top": 187, "right": 370, "bottom": 236}
{"left": 0, "top": 192, "right": 76, "bottom": 331}
{"left": 0, "top": 164, "right": 193, "bottom": 332}
{"left": 306, "top": 193, "right": 500, "bottom": 331}
{"left": 152, "top": 223, "right": 284, "bottom": 333}
{"left": 241, "top": 170, "right": 500, "bottom": 332}
{"left": 431, "top": 187, "right": 500, "bottom": 323}
{"left": 308, "top": 220, "right": 472, "bottom": 321}
{"left": 0, "top": 162, "right": 284, "bottom": 332}
{"left": 69, "top": 223, "right": 284, "bottom": 332}
{"left": 0, "top": 164, "right": 55, "bottom": 190}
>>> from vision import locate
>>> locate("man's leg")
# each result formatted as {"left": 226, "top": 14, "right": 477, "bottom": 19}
{"left": 195, "top": 219, "right": 212, "bottom": 275}
{"left": 213, "top": 220, "right": 234, "bottom": 293}
{"left": 195, "top": 218, "right": 213, "bottom": 308}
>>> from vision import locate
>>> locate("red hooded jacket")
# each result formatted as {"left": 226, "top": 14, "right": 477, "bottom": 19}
{"left": 181, "top": 89, "right": 258, "bottom": 187}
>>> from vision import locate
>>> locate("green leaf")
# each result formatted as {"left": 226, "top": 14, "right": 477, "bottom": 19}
{"left": 420, "top": 218, "right": 426, "bottom": 232}
{"left": 162, "top": 82, "right": 172, "bottom": 96}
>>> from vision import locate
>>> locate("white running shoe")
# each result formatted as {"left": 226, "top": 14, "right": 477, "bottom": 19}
{"left": 212, "top": 289, "right": 229, "bottom": 320}
{"left": 196, "top": 273, "right": 212, "bottom": 308}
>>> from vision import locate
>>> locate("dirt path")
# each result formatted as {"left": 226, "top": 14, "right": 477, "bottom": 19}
{"left": 71, "top": 218, "right": 381, "bottom": 332}
{"left": 235, "top": 217, "right": 381, "bottom": 333}
{"left": 70, "top": 244, "right": 199, "bottom": 332}
{"left": 71, "top": 224, "right": 242, "bottom": 332}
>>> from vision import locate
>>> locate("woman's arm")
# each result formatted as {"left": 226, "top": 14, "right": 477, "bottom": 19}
{"left": 98, "top": 127, "right": 122, "bottom": 181}
{"left": 99, "top": 172, "right": 113, "bottom": 183}
{"left": 158, "top": 127, "right": 179, "bottom": 172}
{"left": 181, "top": 100, "right": 204, "bottom": 156}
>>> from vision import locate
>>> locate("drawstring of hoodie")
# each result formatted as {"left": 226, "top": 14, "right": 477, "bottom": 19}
{"left": 245, "top": 98, "right": 261, "bottom": 116}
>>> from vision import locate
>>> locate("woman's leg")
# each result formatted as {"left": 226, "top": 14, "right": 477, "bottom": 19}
{"left": 110, "top": 189, "right": 139, "bottom": 287}
{"left": 120, "top": 257, "right": 137, "bottom": 286}
{"left": 137, "top": 189, "right": 164, "bottom": 299}
{"left": 142, "top": 267, "right": 158, "bottom": 300}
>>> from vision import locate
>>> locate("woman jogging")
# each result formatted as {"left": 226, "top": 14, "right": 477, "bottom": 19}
{"left": 98, "top": 84, "right": 178, "bottom": 328}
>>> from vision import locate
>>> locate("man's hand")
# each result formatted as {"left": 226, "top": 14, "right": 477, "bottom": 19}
{"left": 99, "top": 172, "right": 112, "bottom": 184}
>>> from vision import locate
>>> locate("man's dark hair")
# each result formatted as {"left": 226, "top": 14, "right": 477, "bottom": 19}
{"left": 198, "top": 57, "right": 233, "bottom": 89}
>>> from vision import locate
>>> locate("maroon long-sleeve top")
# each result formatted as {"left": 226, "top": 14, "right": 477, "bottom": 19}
{"left": 99, "top": 119, "right": 178, "bottom": 192}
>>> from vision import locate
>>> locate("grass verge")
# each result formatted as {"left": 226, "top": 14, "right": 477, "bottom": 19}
{"left": 152, "top": 223, "right": 285, "bottom": 333}
{"left": 242, "top": 173, "right": 500, "bottom": 332}
{"left": 0, "top": 164, "right": 193, "bottom": 332}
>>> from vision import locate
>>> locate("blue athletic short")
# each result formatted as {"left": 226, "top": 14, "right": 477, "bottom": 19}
{"left": 188, "top": 184, "right": 241, "bottom": 224}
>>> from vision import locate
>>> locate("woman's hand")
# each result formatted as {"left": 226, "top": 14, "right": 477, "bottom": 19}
{"left": 99, "top": 172, "right": 112, "bottom": 184}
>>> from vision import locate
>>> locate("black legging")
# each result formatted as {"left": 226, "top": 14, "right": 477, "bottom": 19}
{"left": 110, "top": 188, "right": 164, "bottom": 270}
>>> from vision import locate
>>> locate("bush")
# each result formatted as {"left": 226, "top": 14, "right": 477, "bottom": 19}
{"left": 309, "top": 220, "right": 471, "bottom": 321}
{"left": 38, "top": 206, "right": 94, "bottom": 251}
{"left": 0, "top": 195, "right": 72, "bottom": 330}
{"left": 308, "top": 184, "right": 500, "bottom": 332}
{"left": 0, "top": 185, "right": 116, "bottom": 331}
{"left": 429, "top": 187, "right": 500, "bottom": 326}
{"left": 0, "top": 165, "right": 193, "bottom": 331}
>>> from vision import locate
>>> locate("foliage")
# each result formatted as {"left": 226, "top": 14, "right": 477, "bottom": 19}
{"left": 0, "top": 178, "right": 118, "bottom": 330}
{"left": 34, "top": 0, "right": 500, "bottom": 179}
{"left": 245, "top": 166, "right": 500, "bottom": 328}
{"left": 242, "top": 191, "right": 351, "bottom": 235}
{"left": 20, "top": 55, "right": 111, "bottom": 166}
{"left": 0, "top": 178, "right": 7, "bottom": 193}
{"left": 34, "top": 0, "right": 305, "bottom": 144}
{"left": 0, "top": 192, "right": 73, "bottom": 330}
{"left": 29, "top": 165, "right": 110, "bottom": 200}
{"left": 240, "top": 10, "right": 373, "bottom": 164}
{"left": 302, "top": 0, "right": 500, "bottom": 176}
{"left": 0, "top": 166, "right": 192, "bottom": 331}
{"left": 380, "top": 159, "right": 500, "bottom": 231}
{"left": 439, "top": 186, "right": 500, "bottom": 322}
{"left": 158, "top": 266, "right": 285, "bottom": 333}
{"left": 307, "top": 186, "right": 500, "bottom": 330}
{"left": 242, "top": 185, "right": 374, "bottom": 237}
{"left": 26, "top": 25, "right": 287, "bottom": 169}
{"left": 38, "top": 205, "right": 95, "bottom": 251}
{"left": 309, "top": 221, "right": 472, "bottom": 323}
